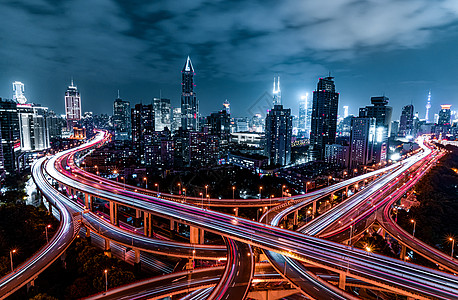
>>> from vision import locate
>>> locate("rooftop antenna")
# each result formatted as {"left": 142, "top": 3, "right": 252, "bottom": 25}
{"left": 71, "top": 76, "right": 74, "bottom": 87}
{"left": 117, "top": 89, "right": 120, "bottom": 99}
{"left": 160, "top": 89, "right": 162, "bottom": 99}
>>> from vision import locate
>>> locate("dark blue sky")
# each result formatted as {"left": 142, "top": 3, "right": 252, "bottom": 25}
{"left": 1, "top": 0, "right": 458, "bottom": 120}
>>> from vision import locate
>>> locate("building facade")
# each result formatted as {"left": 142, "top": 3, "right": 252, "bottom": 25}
{"left": 65, "top": 80, "right": 81, "bottom": 131}
{"left": 113, "top": 97, "right": 131, "bottom": 141}
{"left": 265, "top": 105, "right": 292, "bottom": 166}
{"left": 181, "top": 56, "right": 198, "bottom": 131}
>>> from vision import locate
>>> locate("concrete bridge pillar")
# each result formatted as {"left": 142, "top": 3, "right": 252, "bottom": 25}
{"left": 199, "top": 229, "right": 205, "bottom": 244}
{"left": 134, "top": 249, "right": 141, "bottom": 273}
{"left": 401, "top": 245, "right": 407, "bottom": 261}
{"left": 170, "top": 219, "right": 175, "bottom": 231}
{"left": 293, "top": 210, "right": 298, "bottom": 226}
{"left": 312, "top": 201, "right": 317, "bottom": 218}
{"left": 109, "top": 202, "right": 118, "bottom": 226}
{"left": 104, "top": 239, "right": 111, "bottom": 257}
{"left": 85, "top": 227, "right": 91, "bottom": 242}
{"left": 190, "top": 226, "right": 200, "bottom": 244}
{"left": 143, "top": 213, "right": 152, "bottom": 237}
{"left": 84, "top": 194, "right": 90, "bottom": 209}
{"left": 339, "top": 272, "right": 346, "bottom": 290}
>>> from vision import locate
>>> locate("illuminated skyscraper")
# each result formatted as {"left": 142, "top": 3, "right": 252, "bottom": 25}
{"left": 299, "top": 93, "right": 312, "bottom": 137}
{"left": 65, "top": 79, "right": 81, "bottom": 131}
{"left": 438, "top": 105, "right": 452, "bottom": 126}
{"left": 399, "top": 104, "right": 414, "bottom": 137}
{"left": 265, "top": 105, "right": 292, "bottom": 166}
{"left": 310, "top": 77, "right": 339, "bottom": 160}
{"left": 343, "top": 106, "right": 349, "bottom": 118}
{"left": 12, "top": 81, "right": 27, "bottom": 104}
{"left": 153, "top": 97, "right": 171, "bottom": 131}
{"left": 223, "top": 99, "right": 230, "bottom": 115}
{"left": 0, "top": 98, "right": 20, "bottom": 174}
{"left": 425, "top": 90, "right": 431, "bottom": 123}
{"left": 272, "top": 76, "right": 281, "bottom": 106}
{"left": 113, "top": 93, "right": 131, "bottom": 141}
{"left": 181, "top": 56, "right": 198, "bottom": 131}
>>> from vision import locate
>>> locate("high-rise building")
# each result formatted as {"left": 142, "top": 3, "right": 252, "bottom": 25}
{"left": 12, "top": 81, "right": 27, "bottom": 104}
{"left": 223, "top": 99, "right": 230, "bottom": 115}
{"left": 425, "top": 90, "right": 431, "bottom": 123}
{"left": 17, "top": 104, "right": 50, "bottom": 151}
{"left": 349, "top": 117, "right": 375, "bottom": 168}
{"left": 272, "top": 76, "right": 281, "bottom": 107}
{"left": 0, "top": 98, "right": 20, "bottom": 174}
{"left": 113, "top": 94, "right": 131, "bottom": 141}
{"left": 65, "top": 80, "right": 81, "bottom": 131}
{"left": 265, "top": 105, "right": 292, "bottom": 166}
{"left": 153, "top": 98, "right": 171, "bottom": 131}
{"left": 310, "top": 77, "right": 339, "bottom": 160}
{"left": 299, "top": 95, "right": 306, "bottom": 131}
{"left": 359, "top": 96, "right": 392, "bottom": 164}
{"left": 207, "top": 110, "right": 231, "bottom": 137}
{"left": 131, "top": 103, "right": 155, "bottom": 161}
{"left": 438, "top": 105, "right": 452, "bottom": 126}
{"left": 343, "top": 106, "right": 349, "bottom": 118}
{"left": 325, "top": 144, "right": 349, "bottom": 168}
{"left": 181, "top": 56, "right": 198, "bottom": 131}
{"left": 399, "top": 104, "right": 414, "bottom": 137}
{"left": 47, "top": 110, "right": 63, "bottom": 140}
{"left": 250, "top": 114, "right": 264, "bottom": 133}
{"left": 171, "top": 107, "right": 182, "bottom": 132}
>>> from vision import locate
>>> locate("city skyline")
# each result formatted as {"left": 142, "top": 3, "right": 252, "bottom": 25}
{"left": 1, "top": 1, "right": 458, "bottom": 118}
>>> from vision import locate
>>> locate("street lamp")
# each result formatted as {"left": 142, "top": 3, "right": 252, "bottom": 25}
{"left": 282, "top": 185, "right": 286, "bottom": 199}
{"left": 232, "top": 186, "right": 236, "bottom": 200}
{"left": 120, "top": 176, "right": 126, "bottom": 190}
{"left": 411, "top": 219, "right": 416, "bottom": 237}
{"left": 205, "top": 185, "right": 208, "bottom": 198}
{"left": 113, "top": 170, "right": 118, "bottom": 182}
{"left": 206, "top": 194, "right": 210, "bottom": 207}
{"left": 328, "top": 176, "right": 332, "bottom": 186}
{"left": 104, "top": 269, "right": 108, "bottom": 292}
{"left": 154, "top": 183, "right": 159, "bottom": 193}
{"left": 306, "top": 182, "right": 310, "bottom": 194}
{"left": 10, "top": 249, "right": 16, "bottom": 272}
{"left": 353, "top": 169, "right": 358, "bottom": 176}
{"left": 143, "top": 177, "right": 148, "bottom": 189}
{"left": 257, "top": 208, "right": 262, "bottom": 221}
{"left": 183, "top": 188, "right": 186, "bottom": 200}
{"left": 178, "top": 183, "right": 181, "bottom": 195}
{"left": 449, "top": 237, "right": 455, "bottom": 258}
{"left": 200, "top": 192, "right": 203, "bottom": 208}
{"left": 45, "top": 224, "right": 51, "bottom": 243}
{"left": 259, "top": 186, "right": 262, "bottom": 199}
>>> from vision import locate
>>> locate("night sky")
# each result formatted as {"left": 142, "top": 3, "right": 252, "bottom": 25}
{"left": 1, "top": 0, "right": 458, "bottom": 120}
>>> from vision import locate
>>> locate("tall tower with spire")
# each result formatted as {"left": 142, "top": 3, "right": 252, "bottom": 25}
{"left": 65, "top": 79, "right": 81, "bottom": 131}
{"left": 181, "top": 56, "right": 198, "bottom": 131}
{"left": 273, "top": 76, "right": 281, "bottom": 107}
{"left": 425, "top": 90, "right": 431, "bottom": 123}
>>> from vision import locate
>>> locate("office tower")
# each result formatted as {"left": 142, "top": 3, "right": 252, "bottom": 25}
{"left": 12, "top": 81, "right": 27, "bottom": 104}
{"left": 310, "top": 77, "right": 339, "bottom": 160}
{"left": 251, "top": 114, "right": 264, "bottom": 133}
{"left": 399, "top": 104, "right": 414, "bottom": 137}
{"left": 17, "top": 104, "right": 50, "bottom": 151}
{"left": 65, "top": 79, "right": 81, "bottom": 131}
{"left": 181, "top": 56, "right": 198, "bottom": 131}
{"left": 273, "top": 76, "right": 281, "bottom": 106}
{"left": 343, "top": 106, "right": 349, "bottom": 118}
{"left": 299, "top": 95, "right": 307, "bottom": 131}
{"left": 171, "top": 107, "right": 182, "bottom": 132}
{"left": 207, "top": 110, "right": 231, "bottom": 137}
{"left": 223, "top": 99, "right": 230, "bottom": 115}
{"left": 325, "top": 144, "right": 349, "bottom": 168}
{"left": 113, "top": 95, "right": 131, "bottom": 141}
{"left": 349, "top": 117, "right": 376, "bottom": 168}
{"left": 438, "top": 105, "right": 452, "bottom": 126}
{"left": 153, "top": 98, "right": 171, "bottom": 131}
{"left": 391, "top": 120, "right": 399, "bottom": 138}
{"left": 359, "top": 96, "right": 392, "bottom": 164}
{"left": 265, "top": 105, "right": 292, "bottom": 166}
{"left": 144, "top": 128, "right": 173, "bottom": 168}
{"left": 47, "top": 110, "right": 63, "bottom": 139}
{"left": 131, "top": 103, "right": 155, "bottom": 159}
{"left": 0, "top": 98, "right": 20, "bottom": 174}
{"left": 425, "top": 90, "right": 431, "bottom": 123}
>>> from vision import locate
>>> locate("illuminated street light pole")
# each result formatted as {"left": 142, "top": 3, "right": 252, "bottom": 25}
{"left": 259, "top": 186, "right": 262, "bottom": 199}
{"left": 104, "top": 269, "right": 108, "bottom": 292}
{"left": 143, "top": 177, "right": 148, "bottom": 189}
{"left": 45, "top": 224, "right": 51, "bottom": 243}
{"left": 200, "top": 192, "right": 204, "bottom": 208}
{"left": 411, "top": 219, "right": 416, "bottom": 237}
{"left": 232, "top": 186, "right": 235, "bottom": 200}
{"left": 450, "top": 237, "right": 455, "bottom": 258}
{"left": 10, "top": 249, "right": 16, "bottom": 272}
{"left": 328, "top": 176, "right": 332, "bottom": 186}
{"left": 282, "top": 185, "right": 286, "bottom": 199}
{"left": 306, "top": 182, "right": 310, "bottom": 194}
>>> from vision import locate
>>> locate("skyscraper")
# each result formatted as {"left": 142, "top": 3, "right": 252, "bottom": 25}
{"left": 272, "top": 76, "right": 281, "bottom": 107}
{"left": 131, "top": 103, "right": 155, "bottom": 154}
{"left": 0, "top": 98, "right": 20, "bottom": 174}
{"left": 399, "top": 104, "right": 414, "bottom": 137}
{"left": 65, "top": 80, "right": 81, "bottom": 131}
{"left": 17, "top": 104, "right": 50, "bottom": 151}
{"left": 349, "top": 117, "right": 375, "bottom": 168}
{"left": 153, "top": 97, "right": 171, "bottom": 131}
{"left": 438, "top": 105, "right": 452, "bottom": 126}
{"left": 425, "top": 90, "right": 431, "bottom": 123}
{"left": 12, "top": 81, "right": 27, "bottom": 104}
{"left": 359, "top": 96, "right": 392, "bottom": 164}
{"left": 343, "top": 106, "right": 349, "bottom": 118}
{"left": 223, "top": 99, "right": 230, "bottom": 115}
{"left": 299, "top": 93, "right": 312, "bottom": 138}
{"left": 310, "top": 77, "right": 339, "bottom": 160}
{"left": 181, "top": 56, "right": 198, "bottom": 131}
{"left": 265, "top": 105, "right": 292, "bottom": 166}
{"left": 113, "top": 94, "right": 131, "bottom": 141}
{"left": 171, "top": 107, "right": 182, "bottom": 132}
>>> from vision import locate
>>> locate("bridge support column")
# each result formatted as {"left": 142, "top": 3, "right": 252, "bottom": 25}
{"left": 190, "top": 226, "right": 200, "bottom": 244}
{"left": 170, "top": 219, "right": 176, "bottom": 231}
{"left": 234, "top": 207, "right": 238, "bottom": 217}
{"left": 199, "top": 229, "right": 204, "bottom": 244}
{"left": 339, "top": 272, "right": 346, "bottom": 290}
{"left": 345, "top": 186, "right": 349, "bottom": 195}
{"left": 85, "top": 194, "right": 90, "bottom": 209}
{"left": 312, "top": 201, "right": 317, "bottom": 218}
{"left": 401, "top": 245, "right": 407, "bottom": 261}
{"left": 48, "top": 202, "right": 53, "bottom": 215}
{"left": 135, "top": 209, "right": 142, "bottom": 227}
{"left": 104, "top": 239, "right": 111, "bottom": 257}
{"left": 143, "top": 213, "right": 152, "bottom": 237}
{"left": 293, "top": 210, "right": 298, "bottom": 226}
{"left": 109, "top": 202, "right": 118, "bottom": 226}
{"left": 85, "top": 227, "right": 91, "bottom": 242}
{"left": 26, "top": 279, "right": 35, "bottom": 292}
{"left": 134, "top": 249, "right": 141, "bottom": 273}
